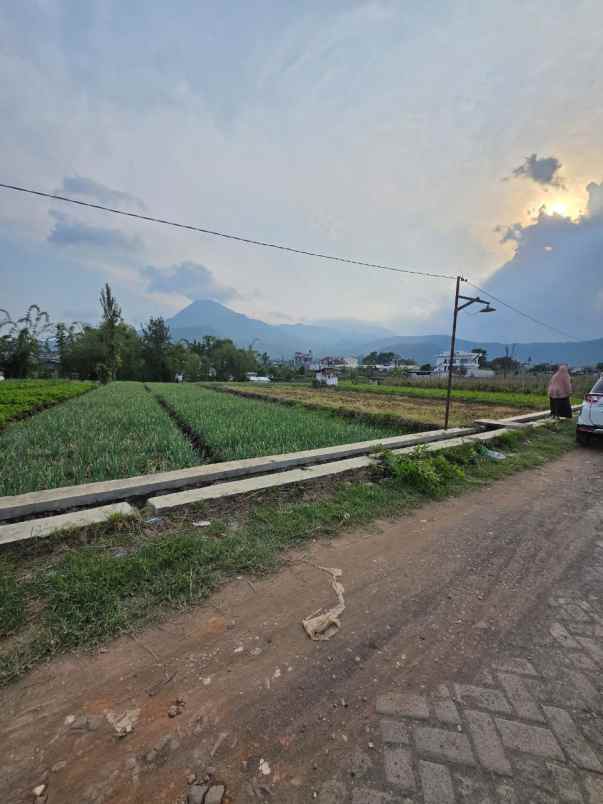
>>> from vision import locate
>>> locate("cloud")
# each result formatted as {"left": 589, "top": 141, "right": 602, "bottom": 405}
{"left": 511, "top": 153, "right": 564, "bottom": 187}
{"left": 48, "top": 211, "right": 142, "bottom": 252}
{"left": 143, "top": 261, "right": 239, "bottom": 302}
{"left": 470, "top": 179, "right": 603, "bottom": 340}
{"left": 586, "top": 180, "right": 603, "bottom": 218}
{"left": 58, "top": 177, "right": 146, "bottom": 210}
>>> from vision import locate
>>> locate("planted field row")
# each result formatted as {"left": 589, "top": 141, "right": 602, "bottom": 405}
{"left": 0, "top": 379, "right": 95, "bottom": 426}
{"left": 148, "top": 383, "right": 402, "bottom": 461}
{"left": 220, "top": 383, "right": 528, "bottom": 427}
{"left": 0, "top": 382, "right": 198, "bottom": 496}
{"left": 336, "top": 381, "right": 551, "bottom": 409}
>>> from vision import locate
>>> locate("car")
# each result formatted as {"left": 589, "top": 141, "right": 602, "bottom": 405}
{"left": 576, "top": 376, "right": 603, "bottom": 445}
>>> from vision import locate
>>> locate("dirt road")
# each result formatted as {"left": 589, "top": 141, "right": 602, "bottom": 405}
{"left": 2, "top": 448, "right": 603, "bottom": 803}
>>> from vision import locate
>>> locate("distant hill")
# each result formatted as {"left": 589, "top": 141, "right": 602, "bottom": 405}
{"left": 168, "top": 300, "right": 395, "bottom": 358}
{"left": 361, "top": 334, "right": 603, "bottom": 366}
{"left": 167, "top": 299, "right": 603, "bottom": 366}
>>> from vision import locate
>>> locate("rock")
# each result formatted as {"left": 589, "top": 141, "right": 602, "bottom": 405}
{"left": 168, "top": 705, "right": 179, "bottom": 718}
{"left": 205, "top": 785, "right": 226, "bottom": 804}
{"left": 187, "top": 785, "right": 209, "bottom": 804}
{"left": 33, "top": 785, "right": 46, "bottom": 797}
{"left": 51, "top": 761, "right": 67, "bottom": 773}
{"left": 145, "top": 749, "right": 158, "bottom": 765}
{"left": 186, "top": 772, "right": 197, "bottom": 785}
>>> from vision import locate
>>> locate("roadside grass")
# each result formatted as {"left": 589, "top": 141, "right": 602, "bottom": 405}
{"left": 0, "top": 421, "right": 575, "bottom": 684}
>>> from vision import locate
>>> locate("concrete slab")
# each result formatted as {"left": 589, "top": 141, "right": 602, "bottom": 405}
{"left": 148, "top": 428, "right": 520, "bottom": 512}
{"left": 0, "top": 428, "right": 473, "bottom": 522}
{"left": 0, "top": 503, "right": 136, "bottom": 546}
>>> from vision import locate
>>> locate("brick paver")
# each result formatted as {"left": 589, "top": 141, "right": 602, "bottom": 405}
{"left": 345, "top": 540, "right": 603, "bottom": 803}
{"left": 319, "top": 540, "right": 603, "bottom": 804}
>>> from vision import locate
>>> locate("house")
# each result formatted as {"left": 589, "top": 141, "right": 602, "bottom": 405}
{"left": 314, "top": 368, "right": 338, "bottom": 386}
{"left": 294, "top": 351, "right": 314, "bottom": 370}
{"left": 433, "top": 351, "right": 495, "bottom": 378}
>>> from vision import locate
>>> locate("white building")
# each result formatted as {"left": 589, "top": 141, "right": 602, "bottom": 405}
{"left": 314, "top": 368, "right": 338, "bottom": 386}
{"left": 433, "top": 351, "right": 495, "bottom": 378}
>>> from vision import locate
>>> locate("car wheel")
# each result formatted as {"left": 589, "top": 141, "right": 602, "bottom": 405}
{"left": 576, "top": 430, "right": 591, "bottom": 446}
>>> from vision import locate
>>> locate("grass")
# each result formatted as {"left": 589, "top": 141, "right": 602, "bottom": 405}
{"left": 337, "top": 380, "right": 553, "bottom": 409}
{"left": 0, "top": 382, "right": 199, "bottom": 495}
{"left": 220, "top": 383, "right": 528, "bottom": 427}
{"left": 148, "top": 382, "right": 403, "bottom": 461}
{"left": 0, "top": 420, "right": 576, "bottom": 684}
{"left": 0, "top": 379, "right": 95, "bottom": 426}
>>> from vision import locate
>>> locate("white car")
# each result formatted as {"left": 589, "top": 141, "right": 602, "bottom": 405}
{"left": 576, "top": 376, "right": 603, "bottom": 445}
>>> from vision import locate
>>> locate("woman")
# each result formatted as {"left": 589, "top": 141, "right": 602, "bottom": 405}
{"left": 548, "top": 364, "right": 573, "bottom": 418}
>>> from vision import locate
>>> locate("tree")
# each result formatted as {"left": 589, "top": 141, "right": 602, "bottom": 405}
{"left": 491, "top": 356, "right": 520, "bottom": 374}
{"left": 420, "top": 363, "right": 432, "bottom": 372}
{"left": 141, "top": 317, "right": 173, "bottom": 382}
{"left": 99, "top": 284, "right": 122, "bottom": 380}
{"left": 596, "top": 362, "right": 603, "bottom": 372}
{"left": 0, "top": 305, "right": 54, "bottom": 378}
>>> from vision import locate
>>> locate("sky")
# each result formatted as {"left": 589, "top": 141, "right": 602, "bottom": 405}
{"left": 1, "top": 0, "right": 603, "bottom": 343}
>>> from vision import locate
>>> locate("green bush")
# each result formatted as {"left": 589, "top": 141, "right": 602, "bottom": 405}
{"left": 381, "top": 448, "right": 465, "bottom": 495}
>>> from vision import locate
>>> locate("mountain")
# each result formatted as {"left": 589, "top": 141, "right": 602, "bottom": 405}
{"left": 167, "top": 299, "right": 603, "bottom": 366}
{"left": 360, "top": 335, "right": 603, "bottom": 367}
{"left": 168, "top": 300, "right": 396, "bottom": 357}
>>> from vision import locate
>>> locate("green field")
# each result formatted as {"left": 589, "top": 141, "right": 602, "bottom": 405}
{"left": 1, "top": 381, "right": 404, "bottom": 496}
{"left": 148, "top": 383, "right": 401, "bottom": 461}
{"left": 0, "top": 382, "right": 198, "bottom": 496}
{"left": 0, "top": 379, "right": 94, "bottom": 426}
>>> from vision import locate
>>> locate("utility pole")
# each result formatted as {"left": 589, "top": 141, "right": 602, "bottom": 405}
{"left": 444, "top": 278, "right": 496, "bottom": 430}
{"left": 444, "top": 276, "right": 462, "bottom": 430}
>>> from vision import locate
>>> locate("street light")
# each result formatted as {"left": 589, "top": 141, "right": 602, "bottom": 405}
{"left": 444, "top": 276, "right": 496, "bottom": 430}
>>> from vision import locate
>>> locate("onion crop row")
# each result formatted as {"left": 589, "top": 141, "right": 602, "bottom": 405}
{"left": 149, "top": 383, "right": 401, "bottom": 461}
{"left": 0, "top": 382, "right": 198, "bottom": 496}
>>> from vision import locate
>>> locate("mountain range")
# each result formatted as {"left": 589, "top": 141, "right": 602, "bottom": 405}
{"left": 167, "top": 300, "right": 603, "bottom": 366}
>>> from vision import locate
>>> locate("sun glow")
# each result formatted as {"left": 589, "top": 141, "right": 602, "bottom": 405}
{"left": 547, "top": 200, "right": 569, "bottom": 216}
{"left": 541, "top": 196, "right": 584, "bottom": 220}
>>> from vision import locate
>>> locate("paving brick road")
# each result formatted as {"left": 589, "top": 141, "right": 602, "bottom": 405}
{"left": 319, "top": 538, "right": 603, "bottom": 804}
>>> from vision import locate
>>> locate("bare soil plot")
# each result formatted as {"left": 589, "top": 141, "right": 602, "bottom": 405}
{"left": 221, "top": 383, "right": 530, "bottom": 427}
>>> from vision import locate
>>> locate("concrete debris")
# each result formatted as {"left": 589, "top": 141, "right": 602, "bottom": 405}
{"left": 32, "top": 785, "right": 46, "bottom": 797}
{"left": 144, "top": 516, "right": 162, "bottom": 524}
{"left": 192, "top": 520, "right": 211, "bottom": 528}
{"left": 105, "top": 707, "right": 140, "bottom": 737}
{"left": 302, "top": 566, "right": 346, "bottom": 641}
{"left": 187, "top": 784, "right": 209, "bottom": 804}
{"left": 259, "top": 758, "right": 271, "bottom": 776}
{"left": 205, "top": 786, "right": 226, "bottom": 804}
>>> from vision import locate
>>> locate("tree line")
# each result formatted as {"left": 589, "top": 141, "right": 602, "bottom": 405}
{"left": 0, "top": 284, "right": 286, "bottom": 382}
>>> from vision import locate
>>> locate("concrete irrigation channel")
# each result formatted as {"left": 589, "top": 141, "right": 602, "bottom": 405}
{"left": 0, "top": 409, "right": 568, "bottom": 546}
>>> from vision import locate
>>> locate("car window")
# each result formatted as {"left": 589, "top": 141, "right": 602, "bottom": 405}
{"left": 592, "top": 378, "right": 603, "bottom": 394}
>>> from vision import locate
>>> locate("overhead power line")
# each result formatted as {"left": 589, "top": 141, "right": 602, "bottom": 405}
{"left": 0, "top": 181, "right": 583, "bottom": 342}
{"left": 465, "top": 280, "right": 580, "bottom": 342}
{"left": 0, "top": 182, "right": 456, "bottom": 281}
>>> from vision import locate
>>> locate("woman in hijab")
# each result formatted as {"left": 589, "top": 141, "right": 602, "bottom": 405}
{"left": 548, "top": 364, "right": 573, "bottom": 418}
